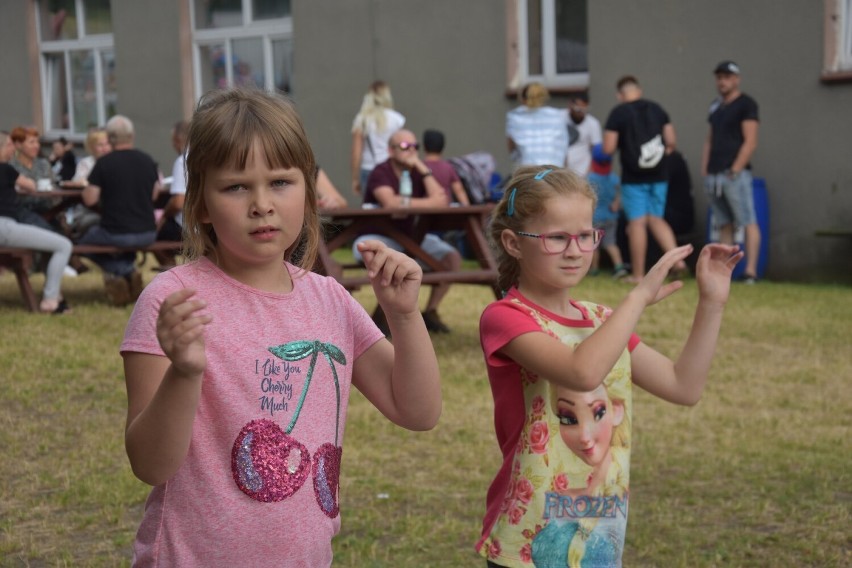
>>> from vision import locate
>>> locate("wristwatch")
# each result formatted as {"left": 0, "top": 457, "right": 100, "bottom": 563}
{"left": 420, "top": 168, "right": 433, "bottom": 178}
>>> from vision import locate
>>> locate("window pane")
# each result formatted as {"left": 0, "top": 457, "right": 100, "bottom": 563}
{"left": 199, "top": 44, "right": 229, "bottom": 93}
{"left": 43, "top": 53, "right": 70, "bottom": 130}
{"left": 102, "top": 50, "right": 118, "bottom": 120}
{"left": 271, "top": 38, "right": 292, "bottom": 92}
{"left": 70, "top": 50, "right": 99, "bottom": 133}
{"left": 555, "top": 0, "right": 588, "bottom": 73}
{"left": 194, "top": 0, "right": 243, "bottom": 30}
{"left": 39, "top": 0, "right": 78, "bottom": 41}
{"left": 233, "top": 38, "right": 264, "bottom": 88}
{"left": 253, "top": 0, "right": 290, "bottom": 20}
{"left": 83, "top": 0, "right": 112, "bottom": 35}
{"left": 526, "top": 0, "right": 543, "bottom": 75}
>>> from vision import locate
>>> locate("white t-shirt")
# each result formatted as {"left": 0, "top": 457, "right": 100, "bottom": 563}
{"left": 121, "top": 258, "right": 384, "bottom": 567}
{"left": 353, "top": 108, "right": 406, "bottom": 171}
{"left": 566, "top": 113, "right": 603, "bottom": 177}
{"left": 169, "top": 153, "right": 187, "bottom": 227}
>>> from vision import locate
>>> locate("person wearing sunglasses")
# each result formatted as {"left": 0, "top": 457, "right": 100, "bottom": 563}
{"left": 353, "top": 129, "right": 462, "bottom": 334}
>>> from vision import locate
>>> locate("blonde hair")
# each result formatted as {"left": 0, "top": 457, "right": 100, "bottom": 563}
{"left": 183, "top": 88, "right": 319, "bottom": 271}
{"left": 521, "top": 82, "right": 550, "bottom": 108}
{"left": 352, "top": 80, "right": 394, "bottom": 134}
{"left": 84, "top": 129, "right": 107, "bottom": 156}
{"left": 488, "top": 166, "right": 597, "bottom": 291}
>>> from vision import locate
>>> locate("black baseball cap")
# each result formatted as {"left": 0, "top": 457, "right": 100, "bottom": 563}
{"left": 714, "top": 60, "right": 740, "bottom": 75}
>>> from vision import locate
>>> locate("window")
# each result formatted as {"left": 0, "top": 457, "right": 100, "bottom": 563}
{"left": 516, "top": 0, "right": 588, "bottom": 89}
{"left": 191, "top": 0, "right": 293, "bottom": 97}
{"left": 37, "top": 0, "right": 116, "bottom": 135}
{"left": 824, "top": 0, "right": 852, "bottom": 80}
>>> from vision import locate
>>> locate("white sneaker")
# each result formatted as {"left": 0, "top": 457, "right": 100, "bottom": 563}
{"left": 63, "top": 266, "right": 79, "bottom": 278}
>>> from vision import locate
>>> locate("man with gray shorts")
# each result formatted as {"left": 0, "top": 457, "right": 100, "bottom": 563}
{"left": 353, "top": 129, "right": 461, "bottom": 333}
{"left": 702, "top": 60, "right": 760, "bottom": 283}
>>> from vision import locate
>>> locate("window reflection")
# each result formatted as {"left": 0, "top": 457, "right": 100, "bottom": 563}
{"left": 199, "top": 44, "right": 228, "bottom": 93}
{"left": 555, "top": 0, "right": 587, "bottom": 74}
{"left": 253, "top": 0, "right": 290, "bottom": 20}
{"left": 195, "top": 0, "right": 242, "bottom": 30}
{"left": 84, "top": 0, "right": 112, "bottom": 35}
{"left": 233, "top": 38, "right": 264, "bottom": 88}
{"left": 39, "top": 0, "right": 77, "bottom": 40}
{"left": 71, "top": 50, "right": 98, "bottom": 131}
{"left": 272, "top": 38, "right": 292, "bottom": 93}
{"left": 526, "top": 0, "right": 543, "bottom": 75}
{"left": 44, "top": 53, "right": 69, "bottom": 131}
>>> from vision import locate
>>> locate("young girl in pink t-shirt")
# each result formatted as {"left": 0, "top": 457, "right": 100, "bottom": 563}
{"left": 121, "top": 88, "right": 441, "bottom": 566}
{"left": 476, "top": 166, "right": 742, "bottom": 567}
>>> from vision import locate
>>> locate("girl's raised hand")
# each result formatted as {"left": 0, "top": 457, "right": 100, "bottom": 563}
{"left": 156, "top": 288, "right": 211, "bottom": 378}
{"left": 632, "top": 244, "right": 694, "bottom": 306}
{"left": 357, "top": 239, "right": 423, "bottom": 315}
{"left": 695, "top": 243, "right": 744, "bottom": 305}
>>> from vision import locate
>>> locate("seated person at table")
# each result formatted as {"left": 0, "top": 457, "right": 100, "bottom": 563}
{"left": 81, "top": 115, "right": 160, "bottom": 307}
{"left": 0, "top": 130, "right": 73, "bottom": 313}
{"left": 8, "top": 126, "right": 56, "bottom": 229}
{"left": 353, "top": 128, "right": 462, "bottom": 333}
{"left": 316, "top": 166, "right": 348, "bottom": 209}
{"left": 153, "top": 120, "right": 189, "bottom": 267}
{"left": 422, "top": 129, "right": 470, "bottom": 205}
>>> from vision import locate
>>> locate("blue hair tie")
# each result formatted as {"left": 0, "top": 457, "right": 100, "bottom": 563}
{"left": 507, "top": 187, "right": 518, "bottom": 217}
{"left": 534, "top": 168, "right": 553, "bottom": 180}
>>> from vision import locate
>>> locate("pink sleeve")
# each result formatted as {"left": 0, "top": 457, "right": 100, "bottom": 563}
{"left": 120, "top": 271, "right": 183, "bottom": 356}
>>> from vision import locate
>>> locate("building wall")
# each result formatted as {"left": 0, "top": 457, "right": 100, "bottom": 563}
{"left": 589, "top": 0, "right": 852, "bottom": 282}
{"left": 293, "top": 0, "right": 510, "bottom": 202}
{"left": 110, "top": 0, "right": 187, "bottom": 169}
{"left": 0, "top": 2, "right": 38, "bottom": 129}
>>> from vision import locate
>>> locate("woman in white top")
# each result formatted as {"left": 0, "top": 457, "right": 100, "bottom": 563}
{"left": 62, "top": 129, "right": 111, "bottom": 188}
{"left": 350, "top": 81, "right": 405, "bottom": 195}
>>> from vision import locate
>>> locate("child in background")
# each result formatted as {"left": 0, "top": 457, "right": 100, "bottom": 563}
{"left": 422, "top": 129, "right": 470, "bottom": 205}
{"left": 121, "top": 88, "right": 442, "bottom": 566}
{"left": 588, "top": 143, "right": 628, "bottom": 279}
{"left": 477, "top": 166, "right": 741, "bottom": 567}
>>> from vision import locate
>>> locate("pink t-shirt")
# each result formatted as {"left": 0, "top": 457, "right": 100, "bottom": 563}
{"left": 121, "top": 257, "right": 384, "bottom": 567}
{"left": 477, "top": 288, "right": 640, "bottom": 568}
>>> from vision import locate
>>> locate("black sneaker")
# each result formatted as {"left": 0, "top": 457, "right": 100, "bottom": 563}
{"left": 422, "top": 309, "right": 451, "bottom": 333}
{"left": 372, "top": 305, "right": 390, "bottom": 337}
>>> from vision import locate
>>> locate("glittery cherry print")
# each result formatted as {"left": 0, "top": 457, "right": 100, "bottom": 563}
{"left": 313, "top": 443, "right": 343, "bottom": 517}
{"left": 231, "top": 340, "right": 347, "bottom": 514}
{"left": 231, "top": 419, "right": 310, "bottom": 502}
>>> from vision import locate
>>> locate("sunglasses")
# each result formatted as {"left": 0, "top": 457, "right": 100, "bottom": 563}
{"left": 393, "top": 141, "right": 419, "bottom": 151}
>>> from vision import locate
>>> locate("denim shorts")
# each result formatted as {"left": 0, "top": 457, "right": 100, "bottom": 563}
{"left": 594, "top": 218, "right": 617, "bottom": 247}
{"left": 705, "top": 169, "right": 756, "bottom": 226}
{"left": 621, "top": 181, "right": 668, "bottom": 220}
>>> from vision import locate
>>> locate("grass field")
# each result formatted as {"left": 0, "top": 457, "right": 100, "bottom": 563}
{"left": 1, "top": 261, "right": 850, "bottom": 567}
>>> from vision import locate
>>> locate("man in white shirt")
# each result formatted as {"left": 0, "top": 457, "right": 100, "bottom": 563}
{"left": 565, "top": 96, "right": 602, "bottom": 177}
{"left": 154, "top": 120, "right": 188, "bottom": 266}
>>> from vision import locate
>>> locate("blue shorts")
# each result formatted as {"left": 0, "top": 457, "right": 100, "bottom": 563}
{"left": 704, "top": 169, "right": 756, "bottom": 227}
{"left": 352, "top": 233, "right": 458, "bottom": 267}
{"left": 621, "top": 181, "right": 668, "bottom": 221}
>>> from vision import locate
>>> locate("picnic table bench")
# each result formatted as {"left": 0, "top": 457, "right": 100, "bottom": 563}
{"left": 317, "top": 204, "right": 500, "bottom": 298}
{"left": 0, "top": 241, "right": 182, "bottom": 312}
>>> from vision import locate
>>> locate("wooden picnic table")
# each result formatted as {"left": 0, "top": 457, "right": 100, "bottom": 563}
{"left": 317, "top": 204, "right": 500, "bottom": 298}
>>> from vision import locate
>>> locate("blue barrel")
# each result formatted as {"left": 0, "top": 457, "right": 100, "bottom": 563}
{"left": 706, "top": 176, "right": 769, "bottom": 279}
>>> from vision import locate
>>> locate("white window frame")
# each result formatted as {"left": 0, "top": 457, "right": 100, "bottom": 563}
{"left": 824, "top": 0, "right": 852, "bottom": 77}
{"left": 516, "top": 0, "right": 589, "bottom": 90}
{"left": 36, "top": 0, "right": 115, "bottom": 136}
{"left": 190, "top": 0, "right": 293, "bottom": 98}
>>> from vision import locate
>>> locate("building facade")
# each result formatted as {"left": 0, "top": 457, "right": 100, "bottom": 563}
{"left": 1, "top": 0, "right": 850, "bottom": 282}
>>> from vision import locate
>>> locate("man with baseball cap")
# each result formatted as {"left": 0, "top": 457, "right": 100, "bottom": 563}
{"left": 701, "top": 60, "right": 761, "bottom": 283}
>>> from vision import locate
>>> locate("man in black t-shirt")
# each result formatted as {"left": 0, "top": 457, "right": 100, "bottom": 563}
{"left": 81, "top": 115, "right": 160, "bottom": 305}
{"left": 603, "top": 75, "right": 687, "bottom": 283}
{"left": 701, "top": 60, "right": 760, "bottom": 283}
